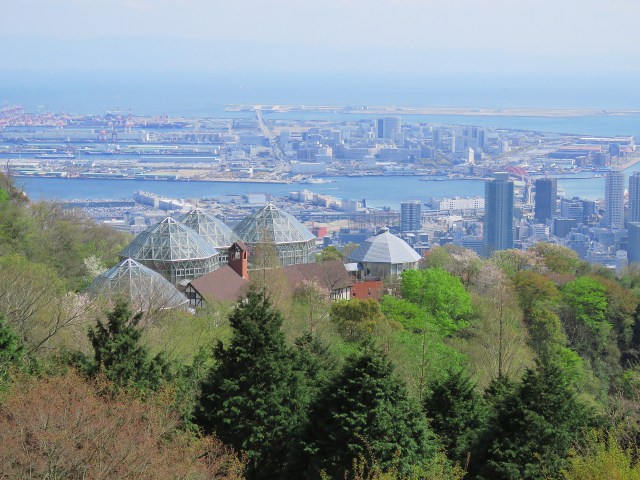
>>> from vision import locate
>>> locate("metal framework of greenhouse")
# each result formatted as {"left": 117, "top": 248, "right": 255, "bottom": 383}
{"left": 119, "top": 217, "right": 219, "bottom": 284}
{"left": 86, "top": 258, "right": 189, "bottom": 311}
{"left": 233, "top": 203, "right": 316, "bottom": 267}
{"left": 179, "top": 208, "right": 240, "bottom": 263}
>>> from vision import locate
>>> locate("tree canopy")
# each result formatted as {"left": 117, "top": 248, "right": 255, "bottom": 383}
{"left": 196, "top": 289, "right": 308, "bottom": 478}
{"left": 401, "top": 268, "right": 471, "bottom": 334}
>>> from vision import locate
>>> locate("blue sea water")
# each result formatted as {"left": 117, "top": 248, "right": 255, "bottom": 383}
{"left": 18, "top": 165, "right": 640, "bottom": 210}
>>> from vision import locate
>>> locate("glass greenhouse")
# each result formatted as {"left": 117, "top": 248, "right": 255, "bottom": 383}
{"left": 179, "top": 208, "right": 240, "bottom": 263}
{"left": 233, "top": 203, "right": 316, "bottom": 266}
{"left": 119, "top": 217, "right": 219, "bottom": 284}
{"left": 86, "top": 258, "right": 189, "bottom": 311}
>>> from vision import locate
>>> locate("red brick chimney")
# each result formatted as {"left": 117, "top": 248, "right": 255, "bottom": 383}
{"left": 228, "top": 241, "right": 249, "bottom": 280}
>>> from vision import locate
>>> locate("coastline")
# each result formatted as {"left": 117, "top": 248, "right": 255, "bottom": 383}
{"left": 613, "top": 155, "right": 640, "bottom": 172}
{"left": 10, "top": 175, "right": 292, "bottom": 185}
{"left": 226, "top": 104, "right": 640, "bottom": 119}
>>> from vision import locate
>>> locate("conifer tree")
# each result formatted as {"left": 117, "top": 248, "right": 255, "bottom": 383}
{"left": 195, "top": 289, "right": 308, "bottom": 479}
{"left": 0, "top": 314, "right": 24, "bottom": 380}
{"left": 86, "top": 300, "right": 169, "bottom": 391}
{"left": 424, "top": 368, "right": 486, "bottom": 463}
{"left": 297, "top": 346, "right": 437, "bottom": 479}
{"left": 472, "top": 358, "right": 593, "bottom": 480}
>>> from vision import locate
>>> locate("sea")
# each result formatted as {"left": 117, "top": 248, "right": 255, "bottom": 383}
{"left": 16, "top": 170, "right": 640, "bottom": 211}
{"left": 4, "top": 69, "right": 640, "bottom": 207}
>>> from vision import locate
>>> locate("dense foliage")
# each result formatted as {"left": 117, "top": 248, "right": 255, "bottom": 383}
{"left": 4, "top": 174, "right": 640, "bottom": 478}
{"left": 297, "top": 347, "right": 437, "bottom": 478}
{"left": 196, "top": 290, "right": 308, "bottom": 478}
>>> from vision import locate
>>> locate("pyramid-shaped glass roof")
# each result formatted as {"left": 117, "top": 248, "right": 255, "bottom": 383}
{"left": 120, "top": 217, "right": 219, "bottom": 262}
{"left": 348, "top": 228, "right": 422, "bottom": 264}
{"left": 179, "top": 208, "right": 240, "bottom": 249}
{"left": 233, "top": 203, "right": 315, "bottom": 245}
{"left": 86, "top": 258, "right": 189, "bottom": 310}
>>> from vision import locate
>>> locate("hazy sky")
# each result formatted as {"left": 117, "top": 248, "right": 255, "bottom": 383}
{"left": 2, "top": 0, "right": 640, "bottom": 72}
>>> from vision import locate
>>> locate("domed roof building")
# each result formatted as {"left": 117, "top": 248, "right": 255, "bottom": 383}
{"left": 86, "top": 258, "right": 189, "bottom": 312}
{"left": 119, "top": 217, "right": 219, "bottom": 284}
{"left": 347, "top": 227, "right": 421, "bottom": 279}
{"left": 179, "top": 208, "right": 240, "bottom": 262}
{"left": 233, "top": 203, "right": 316, "bottom": 267}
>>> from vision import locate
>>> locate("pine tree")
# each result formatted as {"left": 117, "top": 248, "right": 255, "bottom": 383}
{"left": 297, "top": 346, "right": 437, "bottom": 479}
{"left": 0, "top": 314, "right": 24, "bottom": 380}
{"left": 472, "top": 358, "right": 593, "bottom": 480}
{"left": 424, "top": 368, "right": 486, "bottom": 463}
{"left": 86, "top": 300, "right": 169, "bottom": 391}
{"left": 195, "top": 289, "right": 308, "bottom": 479}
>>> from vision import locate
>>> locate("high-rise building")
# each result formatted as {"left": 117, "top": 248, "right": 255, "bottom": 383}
{"left": 581, "top": 199, "right": 597, "bottom": 224}
{"left": 484, "top": 172, "right": 514, "bottom": 256}
{"left": 553, "top": 218, "right": 578, "bottom": 238}
{"left": 627, "top": 222, "right": 640, "bottom": 264}
{"left": 629, "top": 172, "right": 640, "bottom": 223}
{"left": 605, "top": 171, "right": 625, "bottom": 229}
{"left": 534, "top": 178, "right": 557, "bottom": 223}
{"left": 400, "top": 200, "right": 422, "bottom": 233}
{"left": 376, "top": 117, "right": 401, "bottom": 141}
{"left": 560, "top": 197, "right": 584, "bottom": 224}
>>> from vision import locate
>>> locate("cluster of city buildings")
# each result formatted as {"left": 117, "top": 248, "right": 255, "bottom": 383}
{"left": 5, "top": 106, "right": 635, "bottom": 185}
{"left": 394, "top": 171, "right": 640, "bottom": 272}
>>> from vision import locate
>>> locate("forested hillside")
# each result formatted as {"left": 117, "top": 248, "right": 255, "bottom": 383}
{"left": 2, "top": 172, "right": 640, "bottom": 479}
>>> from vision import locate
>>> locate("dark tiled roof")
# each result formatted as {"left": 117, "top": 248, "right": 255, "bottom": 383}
{"left": 282, "top": 260, "right": 352, "bottom": 292}
{"left": 189, "top": 265, "right": 248, "bottom": 302}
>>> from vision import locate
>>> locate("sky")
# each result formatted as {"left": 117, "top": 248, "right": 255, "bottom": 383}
{"left": 2, "top": 0, "right": 640, "bottom": 73}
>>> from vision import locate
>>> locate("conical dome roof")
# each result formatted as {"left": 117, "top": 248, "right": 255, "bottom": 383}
{"left": 233, "top": 203, "right": 315, "bottom": 245}
{"left": 179, "top": 208, "right": 240, "bottom": 249}
{"left": 348, "top": 228, "right": 421, "bottom": 264}
{"left": 86, "top": 258, "right": 189, "bottom": 310}
{"left": 120, "top": 217, "right": 219, "bottom": 262}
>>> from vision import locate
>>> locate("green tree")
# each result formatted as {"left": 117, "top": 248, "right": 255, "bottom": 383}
{"left": 513, "top": 270, "right": 559, "bottom": 318}
{"left": 472, "top": 358, "right": 594, "bottom": 480}
{"left": 316, "top": 245, "right": 343, "bottom": 263}
{"left": 401, "top": 268, "right": 471, "bottom": 334}
{"left": 527, "top": 307, "right": 567, "bottom": 357}
{"left": 195, "top": 290, "right": 308, "bottom": 479}
{"left": 381, "top": 295, "right": 465, "bottom": 399}
{"left": 293, "top": 333, "right": 338, "bottom": 401}
{"left": 490, "top": 249, "right": 544, "bottom": 279}
{"left": 297, "top": 347, "right": 437, "bottom": 479}
{"left": 530, "top": 243, "right": 582, "bottom": 275}
{"left": 595, "top": 276, "right": 639, "bottom": 355}
{"left": 291, "top": 280, "right": 330, "bottom": 337}
{"left": 330, "top": 298, "right": 388, "bottom": 342}
{"left": 562, "top": 277, "right": 611, "bottom": 356}
{"left": 84, "top": 300, "right": 169, "bottom": 392}
{"left": 561, "top": 431, "right": 640, "bottom": 480}
{"left": 421, "top": 244, "right": 482, "bottom": 286}
{"left": 0, "top": 314, "right": 25, "bottom": 381}
{"left": 421, "top": 244, "right": 452, "bottom": 270}
{"left": 424, "top": 368, "right": 486, "bottom": 463}
{"left": 456, "top": 267, "right": 534, "bottom": 386}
